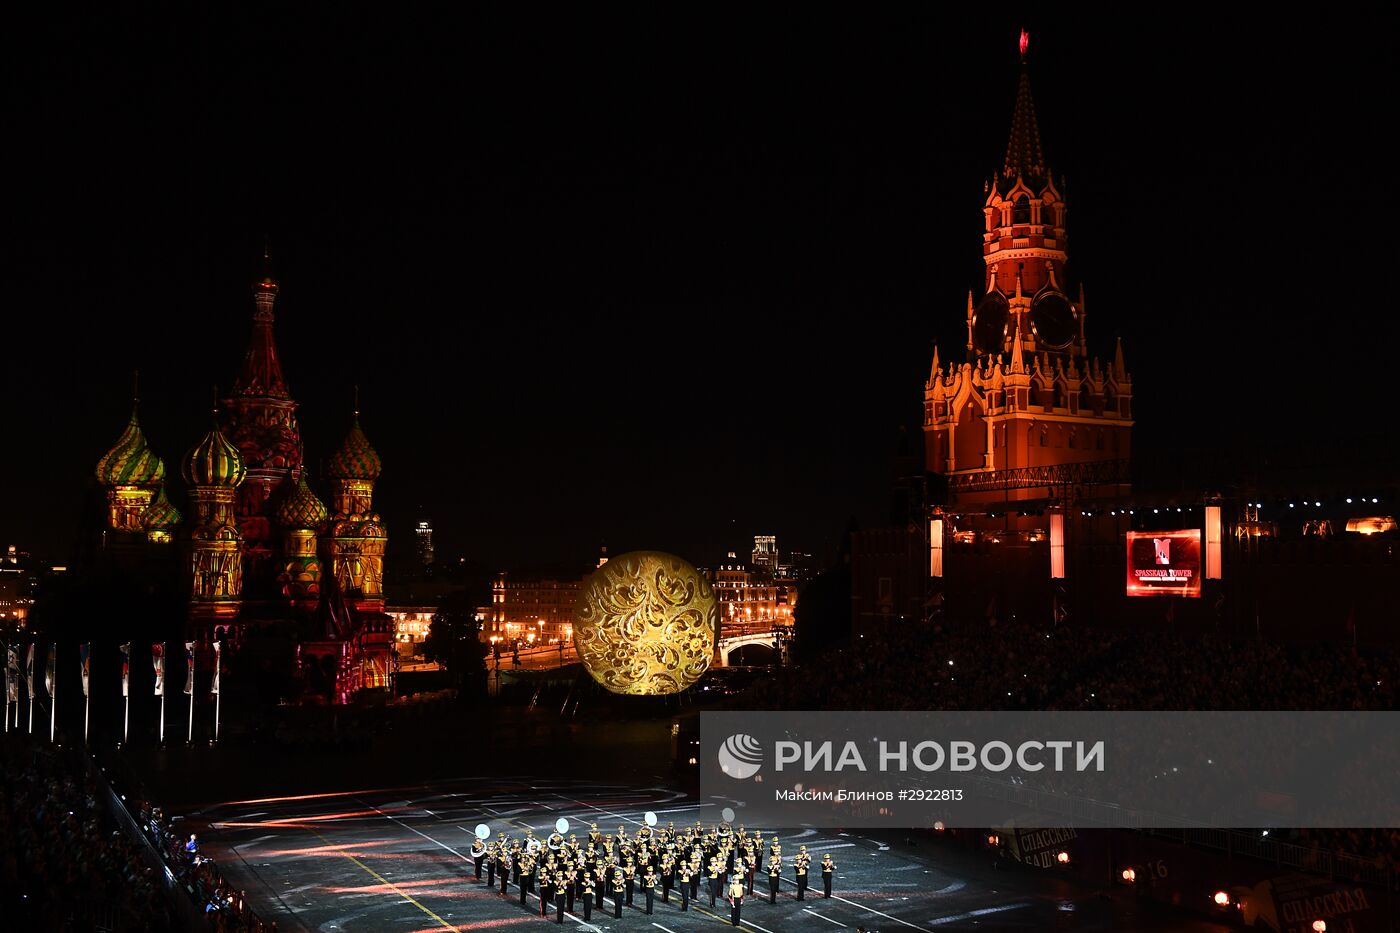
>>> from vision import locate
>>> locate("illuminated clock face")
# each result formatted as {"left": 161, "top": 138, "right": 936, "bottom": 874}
{"left": 972, "top": 292, "right": 1009, "bottom": 354}
{"left": 1030, "top": 291, "right": 1075, "bottom": 349}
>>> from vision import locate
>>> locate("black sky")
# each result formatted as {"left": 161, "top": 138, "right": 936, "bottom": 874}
{"left": 3, "top": 9, "right": 1395, "bottom": 569}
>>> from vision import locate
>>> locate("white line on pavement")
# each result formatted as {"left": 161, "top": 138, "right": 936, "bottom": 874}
{"left": 929, "top": 903, "right": 1032, "bottom": 925}
{"left": 804, "top": 908, "right": 848, "bottom": 927}
{"left": 831, "top": 893, "right": 934, "bottom": 932}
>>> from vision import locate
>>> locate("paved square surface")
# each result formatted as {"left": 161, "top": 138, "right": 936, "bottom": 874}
{"left": 191, "top": 777, "right": 1225, "bottom": 931}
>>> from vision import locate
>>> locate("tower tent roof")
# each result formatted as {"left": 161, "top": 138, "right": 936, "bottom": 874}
{"left": 232, "top": 263, "right": 291, "bottom": 400}
{"left": 1002, "top": 68, "right": 1048, "bottom": 185}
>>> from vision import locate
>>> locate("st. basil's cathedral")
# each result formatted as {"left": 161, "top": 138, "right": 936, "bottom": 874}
{"left": 90, "top": 261, "right": 394, "bottom": 704}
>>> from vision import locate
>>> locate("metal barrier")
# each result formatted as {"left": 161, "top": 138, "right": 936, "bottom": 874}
{"left": 88, "top": 755, "right": 211, "bottom": 932}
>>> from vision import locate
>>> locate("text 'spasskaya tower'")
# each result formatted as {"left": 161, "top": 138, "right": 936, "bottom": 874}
{"left": 924, "top": 32, "right": 1132, "bottom": 534}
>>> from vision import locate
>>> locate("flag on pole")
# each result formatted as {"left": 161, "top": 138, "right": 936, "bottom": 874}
{"left": 4, "top": 646, "right": 17, "bottom": 703}
{"left": 80, "top": 643, "right": 91, "bottom": 697}
{"left": 120, "top": 643, "right": 131, "bottom": 697}
{"left": 153, "top": 643, "right": 165, "bottom": 696}
{"left": 183, "top": 641, "right": 195, "bottom": 696}
{"left": 45, "top": 644, "right": 56, "bottom": 696}
{"left": 26, "top": 644, "right": 36, "bottom": 699}
{"left": 211, "top": 641, "right": 221, "bottom": 696}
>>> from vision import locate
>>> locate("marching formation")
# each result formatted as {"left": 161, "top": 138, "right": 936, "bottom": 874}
{"left": 467, "top": 818, "right": 835, "bottom": 926}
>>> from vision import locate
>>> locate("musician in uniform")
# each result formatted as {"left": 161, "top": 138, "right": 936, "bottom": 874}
{"left": 660, "top": 854, "right": 674, "bottom": 903}
{"left": 821, "top": 852, "right": 835, "bottom": 898}
{"left": 554, "top": 871, "right": 566, "bottom": 923}
{"left": 470, "top": 836, "right": 486, "bottom": 879}
{"left": 727, "top": 871, "right": 746, "bottom": 926}
{"left": 767, "top": 853, "right": 782, "bottom": 903}
{"left": 485, "top": 841, "right": 497, "bottom": 887}
{"left": 623, "top": 857, "right": 636, "bottom": 905}
{"left": 581, "top": 873, "right": 594, "bottom": 921}
{"left": 793, "top": 845, "right": 809, "bottom": 900}
{"left": 643, "top": 867, "right": 656, "bottom": 914}
{"left": 611, "top": 869, "right": 626, "bottom": 918}
{"left": 678, "top": 859, "right": 691, "bottom": 911}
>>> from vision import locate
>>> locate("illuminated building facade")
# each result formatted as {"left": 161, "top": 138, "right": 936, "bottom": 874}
{"left": 91, "top": 259, "right": 394, "bottom": 703}
{"left": 702, "top": 550, "right": 796, "bottom": 629}
{"left": 385, "top": 605, "right": 437, "bottom": 657}
{"left": 923, "top": 39, "right": 1132, "bottom": 528}
{"left": 488, "top": 572, "right": 580, "bottom": 647}
{"left": 751, "top": 535, "right": 777, "bottom": 575}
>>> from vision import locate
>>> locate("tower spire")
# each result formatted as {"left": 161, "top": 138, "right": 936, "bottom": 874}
{"left": 1003, "top": 45, "right": 1047, "bottom": 182}
{"left": 233, "top": 248, "right": 290, "bottom": 400}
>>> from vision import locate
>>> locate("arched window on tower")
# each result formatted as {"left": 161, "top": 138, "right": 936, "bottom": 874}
{"left": 1053, "top": 383, "right": 1066, "bottom": 408}
{"left": 1105, "top": 386, "right": 1117, "bottom": 414}
{"left": 1013, "top": 196, "right": 1031, "bottom": 226}
{"left": 1043, "top": 203, "right": 1058, "bottom": 230}
{"left": 1080, "top": 384, "right": 1093, "bottom": 412}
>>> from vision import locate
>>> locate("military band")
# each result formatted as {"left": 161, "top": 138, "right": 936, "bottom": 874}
{"left": 465, "top": 819, "right": 836, "bottom": 923}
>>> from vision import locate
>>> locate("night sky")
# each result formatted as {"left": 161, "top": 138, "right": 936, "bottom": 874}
{"left": 4, "top": 10, "right": 1394, "bottom": 570}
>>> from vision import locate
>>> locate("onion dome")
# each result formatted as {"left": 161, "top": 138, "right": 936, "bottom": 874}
{"left": 140, "top": 486, "right": 182, "bottom": 532}
{"left": 325, "top": 418, "right": 382, "bottom": 480}
{"left": 276, "top": 475, "right": 328, "bottom": 528}
{"left": 182, "top": 424, "right": 247, "bottom": 487}
{"left": 96, "top": 409, "right": 166, "bottom": 486}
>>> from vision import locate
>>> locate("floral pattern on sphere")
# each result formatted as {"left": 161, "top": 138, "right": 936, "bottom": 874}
{"left": 573, "top": 551, "right": 719, "bottom": 696}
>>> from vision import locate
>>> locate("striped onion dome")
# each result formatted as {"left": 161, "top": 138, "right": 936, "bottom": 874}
{"left": 324, "top": 418, "right": 382, "bottom": 480}
{"left": 95, "top": 409, "right": 165, "bottom": 486}
{"left": 140, "top": 486, "right": 182, "bottom": 531}
{"left": 182, "top": 424, "right": 247, "bottom": 488}
{"left": 276, "top": 475, "right": 328, "bottom": 529}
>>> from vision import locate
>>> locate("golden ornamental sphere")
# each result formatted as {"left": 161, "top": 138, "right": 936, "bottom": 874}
{"left": 573, "top": 550, "right": 719, "bottom": 695}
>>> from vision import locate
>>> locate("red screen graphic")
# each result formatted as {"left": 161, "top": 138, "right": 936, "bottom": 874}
{"left": 1125, "top": 529, "right": 1202, "bottom": 598}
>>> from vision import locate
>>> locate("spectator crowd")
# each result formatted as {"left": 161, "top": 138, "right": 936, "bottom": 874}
{"left": 741, "top": 621, "right": 1400, "bottom": 872}
{"left": 0, "top": 736, "right": 170, "bottom": 932}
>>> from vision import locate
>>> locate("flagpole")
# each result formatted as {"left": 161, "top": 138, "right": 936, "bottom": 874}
{"left": 124, "top": 694, "right": 130, "bottom": 744}
{"left": 84, "top": 691, "right": 90, "bottom": 744}
{"left": 212, "top": 641, "right": 222, "bottom": 745}
{"left": 159, "top": 694, "right": 165, "bottom": 744}
{"left": 50, "top": 669, "right": 56, "bottom": 744}
{"left": 187, "top": 687, "right": 194, "bottom": 745}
